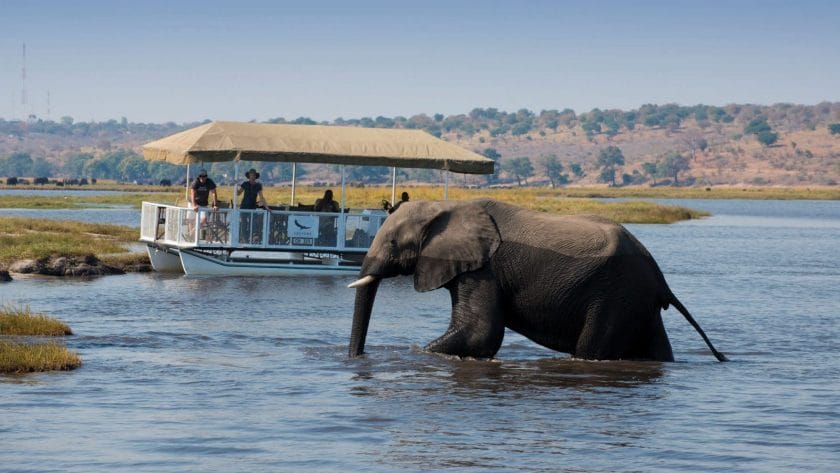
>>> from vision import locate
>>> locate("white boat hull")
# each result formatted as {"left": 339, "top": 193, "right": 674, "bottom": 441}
{"left": 147, "top": 245, "right": 185, "bottom": 273}
{"left": 178, "top": 249, "right": 361, "bottom": 277}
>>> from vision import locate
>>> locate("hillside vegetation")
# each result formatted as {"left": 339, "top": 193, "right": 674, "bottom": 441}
{"left": 1, "top": 102, "right": 839, "bottom": 188}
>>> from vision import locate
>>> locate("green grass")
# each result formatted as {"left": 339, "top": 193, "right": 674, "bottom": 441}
{"left": 0, "top": 217, "right": 139, "bottom": 267}
{"left": 0, "top": 306, "right": 81, "bottom": 374}
{"left": 0, "top": 305, "right": 72, "bottom": 336}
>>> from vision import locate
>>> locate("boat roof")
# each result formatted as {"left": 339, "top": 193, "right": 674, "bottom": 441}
{"left": 142, "top": 121, "right": 495, "bottom": 174}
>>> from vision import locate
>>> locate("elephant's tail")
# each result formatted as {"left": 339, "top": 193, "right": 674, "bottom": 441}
{"left": 668, "top": 293, "right": 729, "bottom": 362}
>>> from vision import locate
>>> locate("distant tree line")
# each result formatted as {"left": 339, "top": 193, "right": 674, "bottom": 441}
{"left": 2, "top": 101, "right": 837, "bottom": 188}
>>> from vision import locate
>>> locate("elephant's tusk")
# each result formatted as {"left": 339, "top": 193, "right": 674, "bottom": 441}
{"left": 348, "top": 275, "right": 376, "bottom": 289}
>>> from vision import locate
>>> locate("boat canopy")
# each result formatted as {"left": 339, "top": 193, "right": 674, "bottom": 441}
{"left": 142, "top": 121, "right": 495, "bottom": 175}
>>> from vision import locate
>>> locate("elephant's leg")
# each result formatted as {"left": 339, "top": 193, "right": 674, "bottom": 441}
{"left": 425, "top": 269, "right": 505, "bottom": 358}
{"left": 574, "top": 301, "right": 675, "bottom": 361}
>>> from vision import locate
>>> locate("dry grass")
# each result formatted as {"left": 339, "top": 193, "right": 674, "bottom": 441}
{"left": 0, "top": 217, "right": 138, "bottom": 266}
{"left": 0, "top": 306, "right": 81, "bottom": 374}
{"left": 0, "top": 340, "right": 82, "bottom": 374}
{"left": 260, "top": 185, "right": 709, "bottom": 223}
{"left": 0, "top": 305, "right": 73, "bottom": 336}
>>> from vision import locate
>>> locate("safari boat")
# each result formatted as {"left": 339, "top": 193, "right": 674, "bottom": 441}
{"left": 139, "top": 121, "right": 494, "bottom": 276}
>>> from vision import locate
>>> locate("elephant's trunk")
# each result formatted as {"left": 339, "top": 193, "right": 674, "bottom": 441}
{"left": 348, "top": 278, "right": 380, "bottom": 357}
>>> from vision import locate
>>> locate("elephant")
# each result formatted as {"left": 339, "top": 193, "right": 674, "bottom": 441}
{"left": 348, "top": 199, "right": 727, "bottom": 362}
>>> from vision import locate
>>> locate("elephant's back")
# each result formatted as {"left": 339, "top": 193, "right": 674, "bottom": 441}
{"left": 489, "top": 203, "right": 628, "bottom": 258}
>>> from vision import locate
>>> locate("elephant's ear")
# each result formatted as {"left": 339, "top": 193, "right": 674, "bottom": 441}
{"left": 414, "top": 203, "right": 500, "bottom": 292}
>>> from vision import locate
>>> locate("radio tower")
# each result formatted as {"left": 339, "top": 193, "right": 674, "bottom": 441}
{"left": 21, "top": 43, "right": 28, "bottom": 134}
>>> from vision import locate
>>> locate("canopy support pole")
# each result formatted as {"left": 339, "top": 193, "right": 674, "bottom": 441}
{"left": 291, "top": 163, "right": 297, "bottom": 206}
{"left": 340, "top": 165, "right": 346, "bottom": 210}
{"left": 230, "top": 162, "right": 240, "bottom": 243}
{"left": 444, "top": 171, "right": 450, "bottom": 200}
{"left": 185, "top": 164, "right": 191, "bottom": 204}
{"left": 232, "top": 162, "right": 239, "bottom": 210}
{"left": 390, "top": 167, "right": 397, "bottom": 205}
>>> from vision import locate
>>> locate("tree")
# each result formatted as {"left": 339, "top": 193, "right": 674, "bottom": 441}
{"left": 63, "top": 153, "right": 93, "bottom": 177}
{"left": 346, "top": 165, "right": 390, "bottom": 184}
{"left": 744, "top": 115, "right": 778, "bottom": 146}
{"left": 569, "top": 163, "right": 584, "bottom": 179}
{"left": 30, "top": 157, "right": 55, "bottom": 178}
{"left": 829, "top": 123, "right": 840, "bottom": 135}
{"left": 660, "top": 151, "right": 690, "bottom": 185}
{"left": 501, "top": 157, "right": 533, "bottom": 187}
{"left": 481, "top": 148, "right": 502, "bottom": 185}
{"left": 744, "top": 116, "right": 771, "bottom": 135}
{"left": 599, "top": 168, "right": 616, "bottom": 186}
{"left": 756, "top": 130, "right": 779, "bottom": 147}
{"left": 117, "top": 154, "right": 150, "bottom": 182}
{"left": 642, "top": 162, "right": 660, "bottom": 186}
{"left": 540, "top": 154, "right": 567, "bottom": 188}
{"left": 2, "top": 152, "right": 34, "bottom": 177}
{"left": 683, "top": 132, "right": 709, "bottom": 159}
{"left": 596, "top": 146, "right": 625, "bottom": 186}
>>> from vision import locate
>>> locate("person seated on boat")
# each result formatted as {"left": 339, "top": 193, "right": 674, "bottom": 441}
{"left": 387, "top": 191, "right": 410, "bottom": 214}
{"left": 314, "top": 189, "right": 340, "bottom": 213}
{"left": 237, "top": 168, "right": 269, "bottom": 211}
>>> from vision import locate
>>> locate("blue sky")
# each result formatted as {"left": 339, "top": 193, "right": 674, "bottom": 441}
{"left": 1, "top": 0, "right": 838, "bottom": 123}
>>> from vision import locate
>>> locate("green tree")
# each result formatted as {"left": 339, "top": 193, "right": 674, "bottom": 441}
{"left": 30, "top": 157, "right": 55, "bottom": 177}
{"left": 829, "top": 123, "right": 840, "bottom": 135}
{"left": 744, "top": 116, "right": 771, "bottom": 135}
{"left": 346, "top": 165, "right": 390, "bottom": 184}
{"left": 569, "top": 163, "right": 585, "bottom": 179}
{"left": 63, "top": 153, "right": 93, "bottom": 178}
{"left": 540, "top": 154, "right": 566, "bottom": 188}
{"left": 596, "top": 146, "right": 625, "bottom": 186}
{"left": 2, "top": 152, "right": 34, "bottom": 177}
{"left": 756, "top": 130, "right": 779, "bottom": 146}
{"left": 117, "top": 154, "right": 150, "bottom": 182}
{"left": 502, "top": 157, "right": 534, "bottom": 187}
{"left": 642, "top": 162, "right": 660, "bottom": 186}
{"left": 599, "top": 168, "right": 616, "bottom": 186}
{"left": 481, "top": 148, "right": 502, "bottom": 184}
{"left": 660, "top": 151, "right": 691, "bottom": 185}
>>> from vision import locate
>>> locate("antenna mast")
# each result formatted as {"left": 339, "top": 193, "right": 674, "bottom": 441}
{"left": 21, "top": 43, "right": 27, "bottom": 113}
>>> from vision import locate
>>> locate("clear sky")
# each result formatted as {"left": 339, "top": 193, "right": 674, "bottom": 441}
{"left": 1, "top": 0, "right": 838, "bottom": 124}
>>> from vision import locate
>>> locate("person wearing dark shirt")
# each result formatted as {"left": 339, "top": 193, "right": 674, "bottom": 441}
{"left": 314, "top": 189, "right": 340, "bottom": 212}
{"left": 388, "top": 191, "right": 409, "bottom": 214}
{"left": 190, "top": 169, "right": 218, "bottom": 210}
{"left": 237, "top": 168, "right": 268, "bottom": 210}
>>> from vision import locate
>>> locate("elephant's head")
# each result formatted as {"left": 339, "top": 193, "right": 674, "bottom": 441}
{"left": 347, "top": 200, "right": 501, "bottom": 357}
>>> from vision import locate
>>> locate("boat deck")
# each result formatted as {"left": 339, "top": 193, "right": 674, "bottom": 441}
{"left": 140, "top": 202, "right": 387, "bottom": 275}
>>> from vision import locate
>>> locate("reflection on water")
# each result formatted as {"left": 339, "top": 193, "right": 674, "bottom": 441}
{"left": 2, "top": 200, "right": 839, "bottom": 472}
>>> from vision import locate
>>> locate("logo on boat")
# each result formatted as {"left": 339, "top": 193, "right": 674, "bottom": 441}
{"left": 289, "top": 216, "right": 318, "bottom": 239}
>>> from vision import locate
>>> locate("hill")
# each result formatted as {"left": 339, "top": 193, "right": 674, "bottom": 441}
{"left": 1, "top": 102, "right": 839, "bottom": 187}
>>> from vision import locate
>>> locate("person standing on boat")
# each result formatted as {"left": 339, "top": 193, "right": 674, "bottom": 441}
{"left": 237, "top": 168, "right": 269, "bottom": 210}
{"left": 315, "top": 189, "right": 340, "bottom": 212}
{"left": 190, "top": 169, "right": 219, "bottom": 211}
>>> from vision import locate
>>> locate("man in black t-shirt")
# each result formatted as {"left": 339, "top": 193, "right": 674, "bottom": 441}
{"left": 237, "top": 168, "right": 268, "bottom": 210}
{"left": 190, "top": 169, "right": 218, "bottom": 210}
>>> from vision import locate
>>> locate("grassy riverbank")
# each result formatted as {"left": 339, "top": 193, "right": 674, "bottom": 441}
{"left": 0, "top": 216, "right": 140, "bottom": 268}
{"left": 0, "top": 306, "right": 81, "bottom": 374}
{"left": 0, "top": 185, "right": 713, "bottom": 223}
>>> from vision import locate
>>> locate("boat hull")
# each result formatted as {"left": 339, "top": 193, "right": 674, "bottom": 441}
{"left": 147, "top": 245, "right": 185, "bottom": 273}
{"left": 178, "top": 249, "right": 361, "bottom": 277}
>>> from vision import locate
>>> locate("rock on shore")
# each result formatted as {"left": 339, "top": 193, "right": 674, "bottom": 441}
{"left": 9, "top": 255, "right": 125, "bottom": 277}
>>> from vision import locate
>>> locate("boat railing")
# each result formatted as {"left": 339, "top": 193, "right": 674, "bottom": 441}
{"left": 141, "top": 201, "right": 387, "bottom": 252}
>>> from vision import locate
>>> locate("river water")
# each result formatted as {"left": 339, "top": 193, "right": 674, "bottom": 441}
{"left": 1, "top": 199, "right": 838, "bottom": 472}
